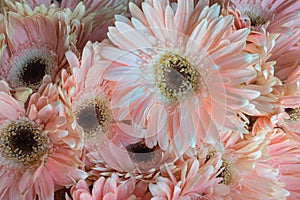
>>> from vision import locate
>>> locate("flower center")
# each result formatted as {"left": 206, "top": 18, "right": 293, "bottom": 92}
{"left": 0, "top": 119, "right": 49, "bottom": 167}
{"left": 285, "top": 107, "right": 300, "bottom": 123}
{"left": 8, "top": 47, "right": 57, "bottom": 90}
{"left": 127, "top": 142, "right": 155, "bottom": 163}
{"left": 218, "top": 158, "right": 232, "bottom": 185}
{"left": 244, "top": 11, "right": 267, "bottom": 27}
{"left": 126, "top": 142, "right": 162, "bottom": 171}
{"left": 154, "top": 53, "right": 201, "bottom": 102}
{"left": 20, "top": 58, "right": 47, "bottom": 87}
{"left": 206, "top": 151, "right": 232, "bottom": 185}
{"left": 74, "top": 98, "right": 111, "bottom": 140}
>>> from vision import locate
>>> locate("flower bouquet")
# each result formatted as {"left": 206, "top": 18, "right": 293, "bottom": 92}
{"left": 0, "top": 0, "right": 299, "bottom": 199}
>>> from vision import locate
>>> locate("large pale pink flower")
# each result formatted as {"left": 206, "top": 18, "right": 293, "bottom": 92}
{"left": 67, "top": 174, "right": 136, "bottom": 200}
{"left": 101, "top": 0, "right": 259, "bottom": 155}
{"left": 0, "top": 12, "right": 71, "bottom": 93}
{"left": 266, "top": 128, "right": 300, "bottom": 199}
{"left": 0, "top": 79, "right": 86, "bottom": 200}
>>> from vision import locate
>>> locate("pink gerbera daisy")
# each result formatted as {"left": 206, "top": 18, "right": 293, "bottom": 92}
{"left": 218, "top": 129, "right": 290, "bottom": 199}
{"left": 0, "top": 12, "right": 71, "bottom": 93}
{"left": 266, "top": 128, "right": 300, "bottom": 199}
{"left": 238, "top": 30, "right": 282, "bottom": 116}
{"left": 60, "top": 41, "right": 140, "bottom": 154}
{"left": 149, "top": 147, "right": 229, "bottom": 199}
{"left": 0, "top": 79, "right": 86, "bottom": 200}
{"left": 275, "top": 63, "right": 300, "bottom": 133}
{"left": 270, "top": 29, "right": 300, "bottom": 82}
{"left": 101, "top": 0, "right": 259, "bottom": 155}
{"left": 67, "top": 174, "right": 137, "bottom": 200}
{"left": 227, "top": 0, "right": 300, "bottom": 34}
{"left": 87, "top": 132, "right": 173, "bottom": 182}
{"left": 5, "top": 0, "right": 144, "bottom": 46}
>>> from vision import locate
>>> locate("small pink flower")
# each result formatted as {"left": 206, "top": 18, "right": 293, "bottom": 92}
{"left": 87, "top": 132, "right": 171, "bottom": 181}
{"left": 68, "top": 174, "right": 136, "bottom": 200}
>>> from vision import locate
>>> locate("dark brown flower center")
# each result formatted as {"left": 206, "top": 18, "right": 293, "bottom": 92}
{"left": 126, "top": 142, "right": 155, "bottom": 163}
{"left": 285, "top": 107, "right": 300, "bottom": 123}
{"left": 154, "top": 53, "right": 201, "bottom": 102}
{"left": 20, "top": 58, "right": 47, "bottom": 87}
{"left": 7, "top": 47, "right": 57, "bottom": 91}
{"left": 0, "top": 119, "right": 49, "bottom": 167}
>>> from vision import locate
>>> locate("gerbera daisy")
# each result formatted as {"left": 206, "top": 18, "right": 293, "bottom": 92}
{"left": 5, "top": 0, "right": 144, "bottom": 47}
{"left": 0, "top": 12, "right": 72, "bottom": 93}
{"left": 226, "top": 0, "right": 300, "bottom": 34}
{"left": 0, "top": 79, "right": 86, "bottom": 199}
{"left": 266, "top": 128, "right": 300, "bottom": 199}
{"left": 275, "top": 64, "right": 300, "bottom": 133}
{"left": 217, "top": 129, "right": 290, "bottom": 199}
{"left": 238, "top": 30, "right": 282, "bottom": 116}
{"left": 269, "top": 29, "right": 300, "bottom": 82}
{"left": 149, "top": 147, "right": 229, "bottom": 199}
{"left": 87, "top": 133, "right": 173, "bottom": 182}
{"left": 67, "top": 174, "right": 136, "bottom": 200}
{"left": 60, "top": 41, "right": 140, "bottom": 154}
{"left": 100, "top": 0, "right": 259, "bottom": 155}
